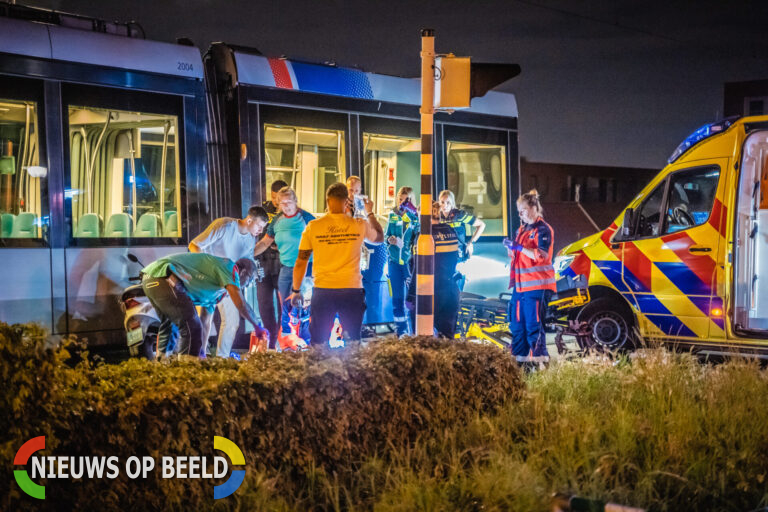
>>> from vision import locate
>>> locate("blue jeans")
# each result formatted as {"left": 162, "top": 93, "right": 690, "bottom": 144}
{"left": 388, "top": 261, "right": 411, "bottom": 335}
{"left": 277, "top": 265, "right": 294, "bottom": 305}
{"left": 508, "top": 289, "right": 549, "bottom": 361}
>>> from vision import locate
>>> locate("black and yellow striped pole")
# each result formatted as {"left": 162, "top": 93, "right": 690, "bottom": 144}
{"left": 416, "top": 28, "right": 436, "bottom": 335}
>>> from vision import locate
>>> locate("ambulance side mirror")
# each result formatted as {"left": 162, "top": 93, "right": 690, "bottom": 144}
{"left": 619, "top": 208, "right": 635, "bottom": 240}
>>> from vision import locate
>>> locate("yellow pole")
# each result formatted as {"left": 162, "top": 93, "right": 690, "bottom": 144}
{"left": 416, "top": 29, "right": 436, "bottom": 335}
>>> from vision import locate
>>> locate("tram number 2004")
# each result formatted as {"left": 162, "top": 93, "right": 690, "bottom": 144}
{"left": 177, "top": 61, "right": 194, "bottom": 71}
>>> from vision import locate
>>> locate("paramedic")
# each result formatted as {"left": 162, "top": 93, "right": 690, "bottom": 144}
{"left": 506, "top": 189, "right": 556, "bottom": 366}
{"left": 290, "top": 182, "right": 384, "bottom": 346}
{"left": 385, "top": 186, "right": 419, "bottom": 335}
{"left": 189, "top": 206, "right": 269, "bottom": 357}
{"left": 141, "top": 253, "right": 264, "bottom": 358}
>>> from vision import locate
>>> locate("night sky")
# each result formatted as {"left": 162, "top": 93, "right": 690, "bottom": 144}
{"left": 28, "top": 0, "right": 768, "bottom": 170}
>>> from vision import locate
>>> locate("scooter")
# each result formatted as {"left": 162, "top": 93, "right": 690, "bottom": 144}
{"left": 120, "top": 253, "right": 159, "bottom": 359}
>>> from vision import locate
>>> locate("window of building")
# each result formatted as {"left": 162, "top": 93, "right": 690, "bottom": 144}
{"left": 264, "top": 124, "right": 345, "bottom": 214}
{"left": 0, "top": 99, "right": 43, "bottom": 239}
{"left": 362, "top": 133, "right": 420, "bottom": 216}
{"left": 68, "top": 106, "right": 181, "bottom": 238}
{"left": 662, "top": 166, "right": 720, "bottom": 235}
{"left": 446, "top": 141, "right": 507, "bottom": 236}
{"left": 745, "top": 97, "right": 767, "bottom": 116}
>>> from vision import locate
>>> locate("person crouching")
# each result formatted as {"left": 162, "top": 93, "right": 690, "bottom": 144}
{"left": 141, "top": 253, "right": 267, "bottom": 357}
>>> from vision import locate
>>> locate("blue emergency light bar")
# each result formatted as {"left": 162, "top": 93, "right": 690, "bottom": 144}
{"left": 668, "top": 116, "right": 740, "bottom": 164}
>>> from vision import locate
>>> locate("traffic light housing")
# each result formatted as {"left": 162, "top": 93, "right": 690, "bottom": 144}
{"left": 434, "top": 56, "right": 520, "bottom": 109}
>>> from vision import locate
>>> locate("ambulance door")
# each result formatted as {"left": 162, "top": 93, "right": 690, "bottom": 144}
{"left": 733, "top": 130, "right": 768, "bottom": 337}
{"left": 626, "top": 162, "right": 725, "bottom": 341}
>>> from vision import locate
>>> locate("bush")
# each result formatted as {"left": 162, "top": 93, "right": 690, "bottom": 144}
{"left": 0, "top": 326, "right": 522, "bottom": 511}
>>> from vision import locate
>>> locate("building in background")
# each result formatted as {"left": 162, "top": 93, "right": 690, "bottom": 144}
{"left": 724, "top": 79, "right": 768, "bottom": 117}
{"left": 520, "top": 158, "right": 656, "bottom": 254}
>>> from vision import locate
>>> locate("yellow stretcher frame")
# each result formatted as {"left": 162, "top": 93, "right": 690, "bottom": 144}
{"left": 548, "top": 286, "right": 591, "bottom": 313}
{"left": 460, "top": 322, "right": 513, "bottom": 350}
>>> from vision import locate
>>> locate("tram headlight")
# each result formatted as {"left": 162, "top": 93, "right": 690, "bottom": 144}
{"left": 553, "top": 254, "right": 575, "bottom": 276}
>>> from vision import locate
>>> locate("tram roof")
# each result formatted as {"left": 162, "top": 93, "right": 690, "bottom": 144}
{"left": 0, "top": 13, "right": 517, "bottom": 118}
{"left": 0, "top": 16, "right": 203, "bottom": 80}
{"left": 231, "top": 50, "right": 518, "bottom": 118}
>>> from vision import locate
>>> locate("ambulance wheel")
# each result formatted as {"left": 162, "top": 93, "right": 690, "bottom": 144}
{"left": 577, "top": 298, "right": 634, "bottom": 352}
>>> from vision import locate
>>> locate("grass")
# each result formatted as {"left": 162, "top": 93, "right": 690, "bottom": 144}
{"left": 232, "top": 350, "right": 768, "bottom": 512}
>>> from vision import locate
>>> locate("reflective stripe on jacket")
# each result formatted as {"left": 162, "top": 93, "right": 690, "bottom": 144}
{"left": 509, "top": 217, "right": 556, "bottom": 293}
{"left": 385, "top": 209, "right": 418, "bottom": 265}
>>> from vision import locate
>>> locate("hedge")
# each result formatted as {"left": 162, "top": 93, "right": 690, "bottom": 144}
{"left": 0, "top": 323, "right": 522, "bottom": 511}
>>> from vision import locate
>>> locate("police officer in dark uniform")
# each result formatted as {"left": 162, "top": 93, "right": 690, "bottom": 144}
{"left": 256, "top": 179, "right": 288, "bottom": 348}
{"left": 437, "top": 189, "right": 485, "bottom": 290}
{"left": 407, "top": 201, "right": 461, "bottom": 338}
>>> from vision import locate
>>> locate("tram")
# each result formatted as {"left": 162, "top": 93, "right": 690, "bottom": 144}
{"left": 0, "top": 5, "right": 519, "bottom": 347}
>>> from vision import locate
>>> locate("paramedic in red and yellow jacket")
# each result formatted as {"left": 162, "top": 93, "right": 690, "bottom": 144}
{"left": 505, "top": 189, "right": 556, "bottom": 365}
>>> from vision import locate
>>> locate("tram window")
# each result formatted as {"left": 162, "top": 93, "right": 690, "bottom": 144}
{"left": 67, "top": 107, "right": 181, "bottom": 238}
{"left": 446, "top": 141, "right": 507, "bottom": 236}
{"left": 0, "top": 99, "right": 43, "bottom": 239}
{"left": 264, "top": 124, "right": 345, "bottom": 214}
{"left": 362, "top": 133, "right": 420, "bottom": 216}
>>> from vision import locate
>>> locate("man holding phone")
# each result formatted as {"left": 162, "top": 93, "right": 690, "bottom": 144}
{"left": 346, "top": 175, "right": 365, "bottom": 217}
{"left": 290, "top": 182, "right": 384, "bottom": 346}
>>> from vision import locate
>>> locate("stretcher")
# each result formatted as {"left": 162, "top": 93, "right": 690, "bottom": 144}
{"left": 455, "top": 292, "right": 514, "bottom": 350}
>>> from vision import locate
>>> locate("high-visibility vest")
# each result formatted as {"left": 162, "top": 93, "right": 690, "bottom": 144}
{"left": 509, "top": 217, "right": 556, "bottom": 293}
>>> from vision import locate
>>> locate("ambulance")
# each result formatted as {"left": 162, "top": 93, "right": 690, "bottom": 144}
{"left": 551, "top": 115, "right": 768, "bottom": 355}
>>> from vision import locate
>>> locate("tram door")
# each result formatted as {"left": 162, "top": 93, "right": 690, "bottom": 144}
{"left": 362, "top": 134, "right": 421, "bottom": 216}
{"left": 443, "top": 125, "right": 513, "bottom": 299}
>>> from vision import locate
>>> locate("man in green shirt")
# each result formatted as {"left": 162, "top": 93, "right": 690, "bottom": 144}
{"left": 141, "top": 253, "right": 266, "bottom": 357}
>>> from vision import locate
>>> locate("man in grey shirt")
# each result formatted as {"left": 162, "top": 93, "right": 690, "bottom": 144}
{"left": 189, "top": 206, "right": 269, "bottom": 356}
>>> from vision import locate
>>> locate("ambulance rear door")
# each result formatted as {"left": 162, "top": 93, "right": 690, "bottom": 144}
{"left": 733, "top": 128, "right": 768, "bottom": 338}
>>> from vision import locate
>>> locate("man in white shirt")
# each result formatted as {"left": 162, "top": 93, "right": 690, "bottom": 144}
{"left": 189, "top": 206, "right": 269, "bottom": 357}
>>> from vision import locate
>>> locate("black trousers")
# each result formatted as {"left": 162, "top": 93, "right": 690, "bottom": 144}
{"left": 256, "top": 270, "right": 281, "bottom": 349}
{"left": 141, "top": 275, "right": 203, "bottom": 357}
{"left": 309, "top": 288, "right": 366, "bottom": 346}
{"left": 435, "top": 278, "right": 460, "bottom": 338}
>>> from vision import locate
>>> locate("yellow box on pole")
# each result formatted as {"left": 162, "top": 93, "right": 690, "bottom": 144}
{"left": 434, "top": 56, "right": 471, "bottom": 109}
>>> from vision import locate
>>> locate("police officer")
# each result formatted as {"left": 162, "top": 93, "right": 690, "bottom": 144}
{"left": 506, "top": 189, "right": 556, "bottom": 367}
{"left": 255, "top": 179, "right": 288, "bottom": 348}
{"left": 407, "top": 201, "right": 461, "bottom": 338}
{"left": 438, "top": 189, "right": 486, "bottom": 290}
